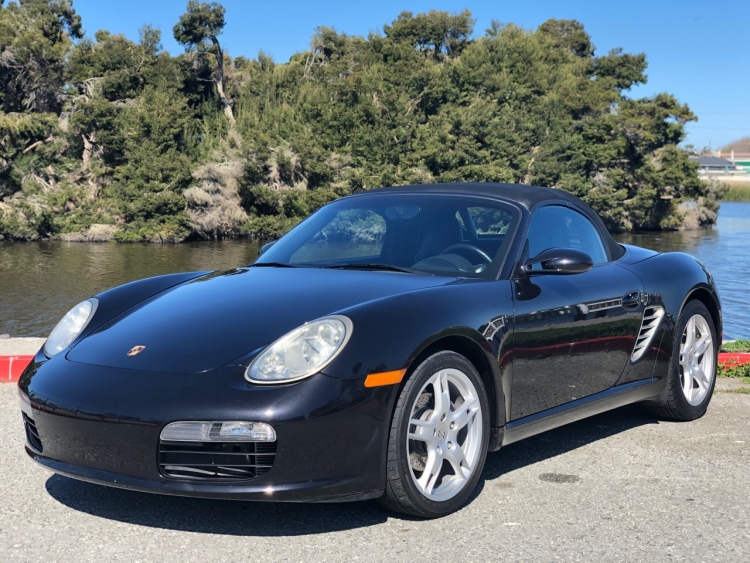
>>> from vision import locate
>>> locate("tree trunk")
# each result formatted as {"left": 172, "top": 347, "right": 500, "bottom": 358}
{"left": 81, "top": 134, "right": 94, "bottom": 170}
{"left": 214, "top": 78, "right": 234, "bottom": 123}
{"left": 212, "top": 40, "right": 235, "bottom": 123}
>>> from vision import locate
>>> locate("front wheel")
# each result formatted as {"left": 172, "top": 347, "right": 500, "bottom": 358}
{"left": 380, "top": 351, "right": 490, "bottom": 518}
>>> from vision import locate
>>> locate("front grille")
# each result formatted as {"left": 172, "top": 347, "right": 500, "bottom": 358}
{"left": 23, "top": 413, "right": 43, "bottom": 452}
{"left": 159, "top": 440, "right": 277, "bottom": 481}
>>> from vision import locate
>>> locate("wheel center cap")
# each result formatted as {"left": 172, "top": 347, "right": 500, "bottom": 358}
{"left": 436, "top": 426, "right": 447, "bottom": 440}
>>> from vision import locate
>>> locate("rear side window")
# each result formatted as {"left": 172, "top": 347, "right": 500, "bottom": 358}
{"left": 526, "top": 206, "right": 608, "bottom": 264}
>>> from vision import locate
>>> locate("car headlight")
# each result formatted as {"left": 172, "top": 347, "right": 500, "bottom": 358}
{"left": 246, "top": 315, "right": 353, "bottom": 384}
{"left": 43, "top": 298, "right": 98, "bottom": 358}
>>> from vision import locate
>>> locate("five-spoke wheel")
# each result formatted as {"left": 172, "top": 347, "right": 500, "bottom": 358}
{"left": 647, "top": 299, "right": 717, "bottom": 421}
{"left": 381, "top": 351, "right": 489, "bottom": 518}
{"left": 678, "top": 313, "right": 715, "bottom": 407}
{"left": 406, "top": 368, "right": 483, "bottom": 502}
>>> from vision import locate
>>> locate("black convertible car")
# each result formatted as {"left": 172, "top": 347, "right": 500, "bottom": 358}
{"left": 18, "top": 183, "right": 721, "bottom": 518}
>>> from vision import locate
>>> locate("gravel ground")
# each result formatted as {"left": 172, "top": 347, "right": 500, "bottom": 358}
{"left": 0, "top": 338, "right": 44, "bottom": 356}
{"left": 1, "top": 383, "right": 748, "bottom": 562}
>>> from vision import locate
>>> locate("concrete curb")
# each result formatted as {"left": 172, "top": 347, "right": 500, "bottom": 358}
{"left": 718, "top": 353, "right": 750, "bottom": 366}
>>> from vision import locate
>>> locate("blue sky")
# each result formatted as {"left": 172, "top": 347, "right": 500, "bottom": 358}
{"left": 73, "top": 0, "right": 750, "bottom": 150}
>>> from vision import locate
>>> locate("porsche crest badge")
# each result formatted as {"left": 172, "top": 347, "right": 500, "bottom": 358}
{"left": 127, "top": 345, "right": 146, "bottom": 357}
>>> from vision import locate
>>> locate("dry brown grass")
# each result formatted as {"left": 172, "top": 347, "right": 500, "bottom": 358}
{"left": 723, "top": 179, "right": 750, "bottom": 201}
{"left": 59, "top": 224, "right": 117, "bottom": 242}
{"left": 184, "top": 160, "right": 248, "bottom": 238}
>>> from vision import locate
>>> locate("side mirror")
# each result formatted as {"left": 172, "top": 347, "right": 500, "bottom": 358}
{"left": 258, "top": 240, "right": 276, "bottom": 257}
{"left": 522, "top": 247, "right": 593, "bottom": 275}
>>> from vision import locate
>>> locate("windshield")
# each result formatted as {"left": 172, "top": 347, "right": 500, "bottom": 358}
{"left": 256, "top": 193, "right": 519, "bottom": 279}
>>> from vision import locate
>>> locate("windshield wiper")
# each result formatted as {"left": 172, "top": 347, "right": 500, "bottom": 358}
{"left": 322, "top": 263, "right": 419, "bottom": 274}
{"left": 247, "top": 262, "right": 299, "bottom": 268}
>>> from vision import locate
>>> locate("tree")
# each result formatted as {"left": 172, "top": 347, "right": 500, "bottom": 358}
{"left": 383, "top": 9, "right": 475, "bottom": 60}
{"left": 66, "top": 26, "right": 178, "bottom": 171}
{"left": 0, "top": 0, "right": 82, "bottom": 113}
{"left": 537, "top": 19, "right": 594, "bottom": 58}
{"left": 173, "top": 1, "right": 234, "bottom": 122}
{"left": 0, "top": 6, "right": 716, "bottom": 242}
{"left": 0, "top": 0, "right": 81, "bottom": 205}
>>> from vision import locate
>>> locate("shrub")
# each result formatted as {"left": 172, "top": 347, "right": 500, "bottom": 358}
{"left": 719, "top": 359, "right": 750, "bottom": 378}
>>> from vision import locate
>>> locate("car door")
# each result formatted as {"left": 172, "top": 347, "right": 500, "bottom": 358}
{"left": 510, "top": 205, "right": 644, "bottom": 420}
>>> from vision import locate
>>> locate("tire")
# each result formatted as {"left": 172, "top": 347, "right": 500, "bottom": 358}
{"left": 647, "top": 300, "right": 717, "bottom": 421}
{"left": 379, "top": 350, "right": 490, "bottom": 518}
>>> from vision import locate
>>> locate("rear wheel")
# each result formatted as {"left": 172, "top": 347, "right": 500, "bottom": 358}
{"left": 380, "top": 351, "right": 490, "bottom": 518}
{"left": 648, "top": 300, "right": 717, "bottom": 421}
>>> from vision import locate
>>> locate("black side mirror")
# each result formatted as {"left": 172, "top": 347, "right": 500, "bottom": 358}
{"left": 258, "top": 240, "right": 276, "bottom": 257}
{"left": 522, "top": 247, "right": 593, "bottom": 275}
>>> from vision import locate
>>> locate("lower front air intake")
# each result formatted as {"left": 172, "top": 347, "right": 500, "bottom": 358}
{"left": 159, "top": 440, "right": 277, "bottom": 481}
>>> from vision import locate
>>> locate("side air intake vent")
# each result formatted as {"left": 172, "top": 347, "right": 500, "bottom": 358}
{"left": 631, "top": 305, "right": 665, "bottom": 363}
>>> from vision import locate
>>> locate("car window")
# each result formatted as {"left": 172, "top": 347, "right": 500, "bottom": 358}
{"left": 526, "top": 206, "right": 608, "bottom": 264}
{"left": 258, "top": 194, "right": 520, "bottom": 279}
{"left": 467, "top": 207, "right": 513, "bottom": 236}
{"left": 290, "top": 209, "right": 386, "bottom": 262}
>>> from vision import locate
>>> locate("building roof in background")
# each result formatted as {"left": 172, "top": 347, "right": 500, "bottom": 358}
{"left": 690, "top": 156, "right": 737, "bottom": 168}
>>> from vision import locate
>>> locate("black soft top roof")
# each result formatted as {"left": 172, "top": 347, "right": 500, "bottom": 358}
{"left": 363, "top": 182, "right": 625, "bottom": 260}
{"left": 369, "top": 182, "right": 578, "bottom": 210}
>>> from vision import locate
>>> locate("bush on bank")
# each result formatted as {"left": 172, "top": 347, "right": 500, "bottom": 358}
{"left": 0, "top": 2, "right": 719, "bottom": 242}
{"left": 719, "top": 361, "right": 750, "bottom": 379}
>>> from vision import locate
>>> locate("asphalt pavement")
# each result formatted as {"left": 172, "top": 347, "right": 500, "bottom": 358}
{"left": 1, "top": 383, "right": 748, "bottom": 562}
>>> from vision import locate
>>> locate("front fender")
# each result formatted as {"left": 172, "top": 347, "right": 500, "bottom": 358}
{"left": 322, "top": 279, "right": 515, "bottom": 429}
{"left": 27, "top": 271, "right": 212, "bottom": 371}
{"left": 90, "top": 271, "right": 214, "bottom": 335}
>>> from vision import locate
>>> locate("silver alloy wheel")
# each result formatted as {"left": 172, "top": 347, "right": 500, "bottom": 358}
{"left": 406, "top": 368, "right": 483, "bottom": 502}
{"left": 679, "top": 314, "right": 715, "bottom": 406}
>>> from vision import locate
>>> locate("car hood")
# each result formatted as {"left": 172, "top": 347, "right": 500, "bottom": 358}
{"left": 67, "top": 267, "right": 457, "bottom": 374}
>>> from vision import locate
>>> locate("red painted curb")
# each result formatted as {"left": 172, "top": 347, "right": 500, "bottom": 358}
{"left": 0, "top": 355, "right": 33, "bottom": 383}
{"left": 1, "top": 351, "right": 745, "bottom": 383}
{"left": 718, "top": 352, "right": 750, "bottom": 366}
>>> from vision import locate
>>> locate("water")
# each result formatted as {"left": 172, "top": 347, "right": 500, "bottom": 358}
{"left": 0, "top": 240, "right": 261, "bottom": 337}
{"left": 615, "top": 202, "right": 750, "bottom": 339}
{"left": 1, "top": 202, "right": 749, "bottom": 338}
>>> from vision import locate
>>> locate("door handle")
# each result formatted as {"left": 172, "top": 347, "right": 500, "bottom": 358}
{"left": 622, "top": 291, "right": 641, "bottom": 310}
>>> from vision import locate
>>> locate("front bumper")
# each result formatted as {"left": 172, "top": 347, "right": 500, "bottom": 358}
{"left": 18, "top": 354, "right": 394, "bottom": 502}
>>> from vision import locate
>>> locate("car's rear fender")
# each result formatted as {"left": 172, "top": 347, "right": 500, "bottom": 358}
{"left": 619, "top": 252, "right": 721, "bottom": 399}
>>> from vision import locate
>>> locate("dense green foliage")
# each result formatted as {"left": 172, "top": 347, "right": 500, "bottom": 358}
{"left": 0, "top": 1, "right": 720, "bottom": 242}
{"left": 723, "top": 339, "right": 750, "bottom": 353}
{"left": 719, "top": 360, "right": 750, "bottom": 379}
{"left": 719, "top": 340, "right": 750, "bottom": 378}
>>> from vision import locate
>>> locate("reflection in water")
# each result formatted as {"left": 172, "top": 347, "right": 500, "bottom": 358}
{"left": 0, "top": 240, "right": 261, "bottom": 337}
{"left": 1, "top": 203, "right": 748, "bottom": 338}
{"left": 615, "top": 202, "right": 750, "bottom": 338}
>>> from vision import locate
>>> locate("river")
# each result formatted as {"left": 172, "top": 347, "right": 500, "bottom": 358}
{"left": 1, "top": 202, "right": 749, "bottom": 338}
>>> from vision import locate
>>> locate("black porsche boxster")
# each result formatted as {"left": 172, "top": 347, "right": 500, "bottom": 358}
{"left": 18, "top": 183, "right": 721, "bottom": 518}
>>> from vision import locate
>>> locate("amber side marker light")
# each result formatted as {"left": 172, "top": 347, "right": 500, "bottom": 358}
{"left": 364, "top": 369, "right": 407, "bottom": 388}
